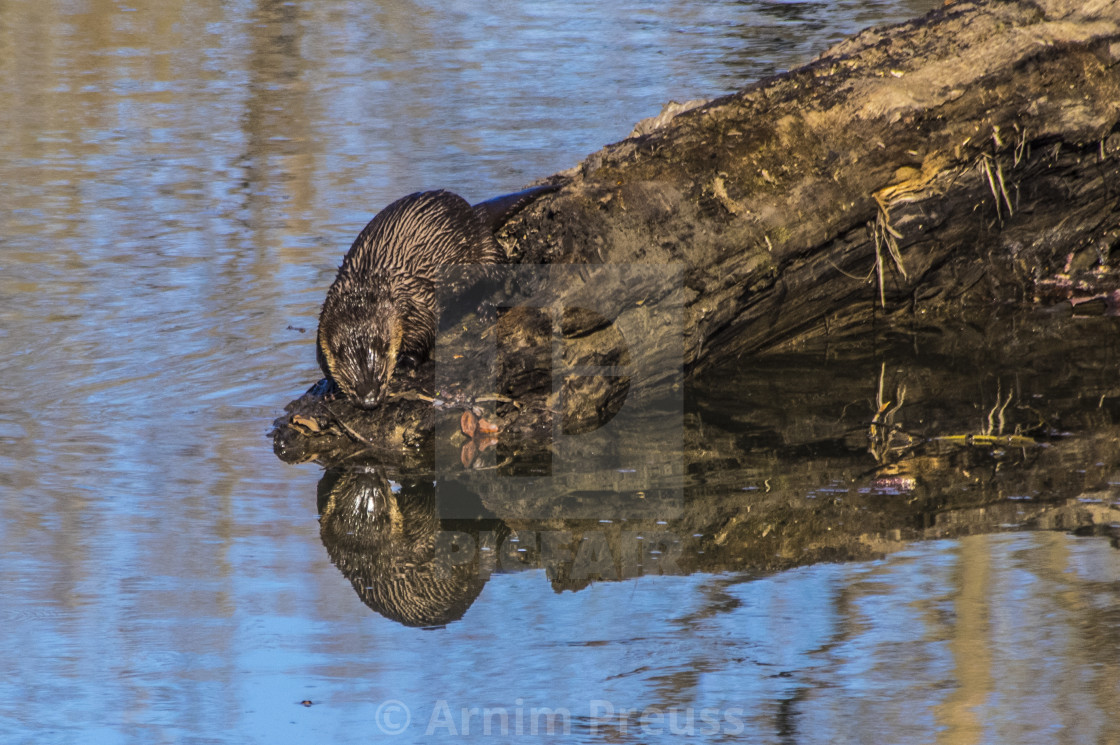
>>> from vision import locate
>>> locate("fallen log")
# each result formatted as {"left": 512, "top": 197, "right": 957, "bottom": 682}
{"left": 275, "top": 0, "right": 1120, "bottom": 460}
{"left": 498, "top": 0, "right": 1120, "bottom": 360}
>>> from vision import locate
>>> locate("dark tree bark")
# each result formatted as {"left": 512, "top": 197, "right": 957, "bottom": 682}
{"left": 499, "top": 0, "right": 1120, "bottom": 360}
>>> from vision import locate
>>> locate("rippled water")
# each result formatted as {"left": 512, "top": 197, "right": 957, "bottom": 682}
{"left": 4, "top": 1, "right": 1119, "bottom": 743}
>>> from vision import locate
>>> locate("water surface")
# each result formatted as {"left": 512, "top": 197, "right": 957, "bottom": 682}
{"left": 3, "top": 1, "right": 1119, "bottom": 743}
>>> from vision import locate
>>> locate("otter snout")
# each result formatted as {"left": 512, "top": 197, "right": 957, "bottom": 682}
{"left": 353, "top": 377, "right": 387, "bottom": 409}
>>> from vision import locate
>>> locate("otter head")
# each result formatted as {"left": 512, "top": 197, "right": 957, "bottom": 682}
{"left": 317, "top": 279, "right": 404, "bottom": 408}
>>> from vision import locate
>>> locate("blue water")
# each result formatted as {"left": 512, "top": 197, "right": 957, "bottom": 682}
{"left": 4, "top": 1, "right": 1119, "bottom": 743}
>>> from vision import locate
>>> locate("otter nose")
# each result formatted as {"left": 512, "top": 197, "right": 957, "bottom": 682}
{"left": 353, "top": 380, "right": 384, "bottom": 408}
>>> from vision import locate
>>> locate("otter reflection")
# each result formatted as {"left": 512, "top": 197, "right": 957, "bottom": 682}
{"left": 295, "top": 315, "right": 1120, "bottom": 632}
{"left": 317, "top": 468, "right": 504, "bottom": 628}
{"left": 315, "top": 466, "right": 689, "bottom": 628}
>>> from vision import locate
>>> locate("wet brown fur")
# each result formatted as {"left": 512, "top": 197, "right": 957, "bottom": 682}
{"left": 317, "top": 190, "right": 504, "bottom": 407}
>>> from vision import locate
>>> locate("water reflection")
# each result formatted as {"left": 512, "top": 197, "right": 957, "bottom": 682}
{"left": 299, "top": 314, "right": 1120, "bottom": 643}
{"left": 290, "top": 532, "right": 1120, "bottom": 743}
{"left": 6, "top": 0, "right": 1119, "bottom": 742}
{"left": 317, "top": 467, "right": 494, "bottom": 628}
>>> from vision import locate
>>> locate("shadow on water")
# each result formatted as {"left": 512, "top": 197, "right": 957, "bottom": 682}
{"left": 278, "top": 309, "right": 1120, "bottom": 628}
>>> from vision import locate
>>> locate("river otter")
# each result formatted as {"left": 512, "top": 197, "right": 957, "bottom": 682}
{"left": 317, "top": 186, "right": 553, "bottom": 408}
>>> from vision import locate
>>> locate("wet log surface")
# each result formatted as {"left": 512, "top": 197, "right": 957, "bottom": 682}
{"left": 271, "top": 0, "right": 1120, "bottom": 625}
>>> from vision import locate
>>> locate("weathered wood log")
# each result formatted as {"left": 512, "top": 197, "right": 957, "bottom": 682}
{"left": 497, "top": 0, "right": 1120, "bottom": 359}
{"left": 275, "top": 0, "right": 1120, "bottom": 462}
